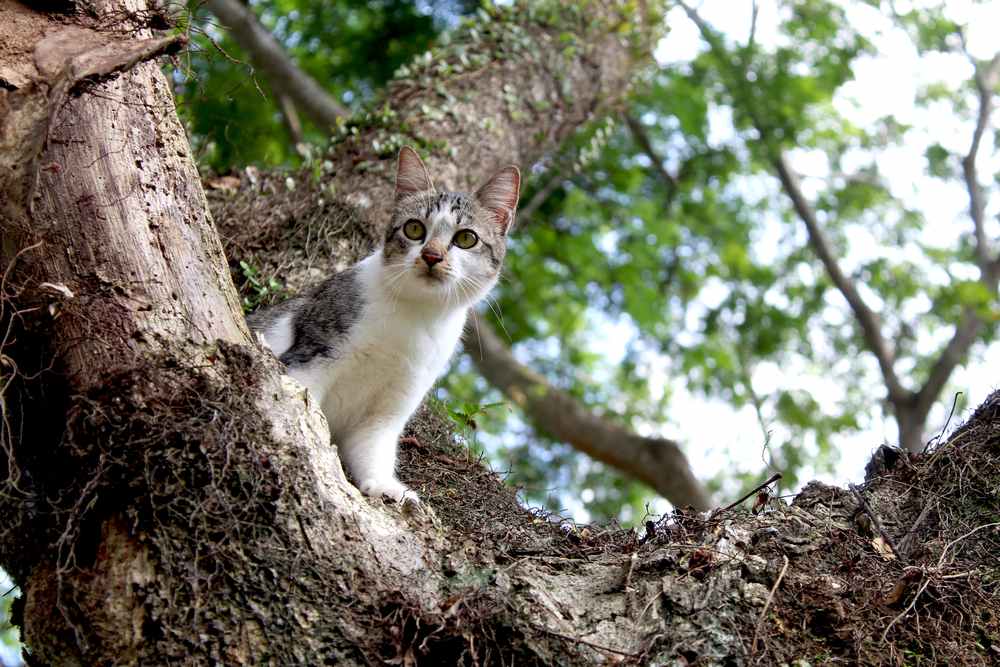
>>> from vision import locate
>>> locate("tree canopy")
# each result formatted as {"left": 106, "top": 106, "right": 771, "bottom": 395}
{"left": 167, "top": 0, "right": 1000, "bottom": 523}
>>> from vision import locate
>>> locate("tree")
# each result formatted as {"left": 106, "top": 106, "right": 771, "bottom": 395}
{"left": 1, "top": 1, "right": 998, "bottom": 665}
{"left": 184, "top": 0, "right": 1000, "bottom": 521}
{"left": 672, "top": 0, "right": 1000, "bottom": 455}
{"left": 470, "top": 0, "right": 1000, "bottom": 514}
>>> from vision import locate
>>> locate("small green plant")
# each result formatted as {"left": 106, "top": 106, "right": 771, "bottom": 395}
{"left": 239, "top": 260, "right": 285, "bottom": 313}
{"left": 444, "top": 400, "right": 507, "bottom": 444}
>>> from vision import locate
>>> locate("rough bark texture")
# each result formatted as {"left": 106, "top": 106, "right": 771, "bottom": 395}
{"left": 2, "top": 2, "right": 998, "bottom": 666}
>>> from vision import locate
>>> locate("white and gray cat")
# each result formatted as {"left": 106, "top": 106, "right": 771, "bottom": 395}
{"left": 247, "top": 146, "right": 520, "bottom": 503}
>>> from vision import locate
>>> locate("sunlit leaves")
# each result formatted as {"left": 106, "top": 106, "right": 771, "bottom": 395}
{"left": 173, "top": 0, "right": 467, "bottom": 169}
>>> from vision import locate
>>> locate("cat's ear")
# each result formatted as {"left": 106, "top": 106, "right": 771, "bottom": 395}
{"left": 475, "top": 165, "right": 520, "bottom": 235}
{"left": 395, "top": 146, "right": 435, "bottom": 201}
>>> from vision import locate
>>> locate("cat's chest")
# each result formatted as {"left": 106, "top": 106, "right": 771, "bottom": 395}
{"left": 331, "top": 301, "right": 466, "bottom": 387}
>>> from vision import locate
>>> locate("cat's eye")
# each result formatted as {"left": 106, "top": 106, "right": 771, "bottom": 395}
{"left": 452, "top": 229, "right": 479, "bottom": 249}
{"left": 402, "top": 219, "right": 425, "bottom": 241}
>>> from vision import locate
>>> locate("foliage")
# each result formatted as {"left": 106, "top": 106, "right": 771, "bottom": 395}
{"left": 0, "top": 576, "right": 21, "bottom": 666}
{"left": 177, "top": 0, "right": 999, "bottom": 522}
{"left": 172, "top": 0, "right": 473, "bottom": 169}
{"left": 238, "top": 260, "right": 285, "bottom": 313}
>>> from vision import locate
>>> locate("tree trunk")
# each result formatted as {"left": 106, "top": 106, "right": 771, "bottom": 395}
{"left": 896, "top": 403, "right": 927, "bottom": 454}
{"left": 0, "top": 1, "right": 450, "bottom": 662}
{"left": 2, "top": 3, "right": 998, "bottom": 666}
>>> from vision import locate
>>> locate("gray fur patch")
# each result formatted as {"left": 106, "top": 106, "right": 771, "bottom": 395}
{"left": 246, "top": 267, "right": 363, "bottom": 366}
{"left": 245, "top": 296, "right": 304, "bottom": 331}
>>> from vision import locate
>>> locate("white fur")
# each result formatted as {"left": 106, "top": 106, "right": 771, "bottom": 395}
{"left": 274, "top": 254, "right": 472, "bottom": 503}
{"left": 258, "top": 312, "right": 295, "bottom": 357}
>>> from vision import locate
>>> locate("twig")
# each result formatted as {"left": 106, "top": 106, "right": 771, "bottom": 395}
{"left": 881, "top": 572, "right": 932, "bottom": 643}
{"left": 623, "top": 551, "right": 637, "bottom": 592}
{"left": 625, "top": 113, "right": 679, "bottom": 208}
{"left": 751, "top": 554, "right": 789, "bottom": 657}
{"left": 850, "top": 483, "right": 902, "bottom": 562}
{"left": 276, "top": 92, "right": 304, "bottom": 146}
{"left": 937, "top": 521, "right": 1000, "bottom": 568}
{"left": 623, "top": 551, "right": 638, "bottom": 616}
{"left": 896, "top": 502, "right": 935, "bottom": 560}
{"left": 881, "top": 521, "right": 1000, "bottom": 643}
{"left": 924, "top": 391, "right": 962, "bottom": 453}
{"left": 536, "top": 625, "right": 639, "bottom": 658}
{"left": 721, "top": 473, "right": 782, "bottom": 512}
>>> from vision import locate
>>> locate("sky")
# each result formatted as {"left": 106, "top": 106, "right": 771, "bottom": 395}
{"left": 619, "top": 0, "right": 1000, "bottom": 517}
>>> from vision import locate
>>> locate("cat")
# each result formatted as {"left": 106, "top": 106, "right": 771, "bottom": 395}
{"left": 247, "top": 146, "right": 520, "bottom": 503}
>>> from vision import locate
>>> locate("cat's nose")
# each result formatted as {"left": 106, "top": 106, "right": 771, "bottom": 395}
{"left": 421, "top": 249, "right": 444, "bottom": 268}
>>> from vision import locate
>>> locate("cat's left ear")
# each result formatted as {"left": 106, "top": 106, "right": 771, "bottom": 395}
{"left": 475, "top": 165, "right": 521, "bottom": 235}
{"left": 395, "top": 146, "right": 435, "bottom": 201}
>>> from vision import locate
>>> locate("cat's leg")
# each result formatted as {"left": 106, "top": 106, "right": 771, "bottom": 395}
{"left": 285, "top": 362, "right": 330, "bottom": 410}
{"left": 338, "top": 419, "right": 417, "bottom": 503}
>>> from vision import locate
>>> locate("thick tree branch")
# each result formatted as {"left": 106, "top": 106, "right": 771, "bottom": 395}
{"left": 0, "top": 27, "right": 184, "bottom": 222}
{"left": 914, "top": 311, "right": 983, "bottom": 420}
{"left": 463, "top": 313, "right": 712, "bottom": 510}
{"left": 204, "top": 0, "right": 347, "bottom": 129}
{"left": 771, "top": 154, "right": 909, "bottom": 405}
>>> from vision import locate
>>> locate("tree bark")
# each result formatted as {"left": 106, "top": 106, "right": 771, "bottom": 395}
{"left": 0, "top": 1, "right": 445, "bottom": 662}
{"left": 3, "top": 2, "right": 998, "bottom": 666}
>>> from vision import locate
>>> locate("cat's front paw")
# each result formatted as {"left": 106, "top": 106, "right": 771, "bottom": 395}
{"left": 357, "top": 478, "right": 420, "bottom": 505}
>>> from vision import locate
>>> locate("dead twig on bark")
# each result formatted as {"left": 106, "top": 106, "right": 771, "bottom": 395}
{"left": 751, "top": 554, "right": 789, "bottom": 659}
{"left": 851, "top": 483, "right": 902, "bottom": 562}
{"left": 720, "top": 473, "right": 782, "bottom": 513}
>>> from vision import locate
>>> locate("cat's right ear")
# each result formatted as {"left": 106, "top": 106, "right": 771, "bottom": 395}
{"left": 395, "top": 146, "right": 435, "bottom": 201}
{"left": 475, "top": 165, "right": 520, "bottom": 236}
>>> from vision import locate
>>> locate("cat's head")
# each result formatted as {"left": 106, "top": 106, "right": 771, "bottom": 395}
{"left": 382, "top": 146, "right": 520, "bottom": 307}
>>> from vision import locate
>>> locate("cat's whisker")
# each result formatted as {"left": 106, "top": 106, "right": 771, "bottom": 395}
{"left": 461, "top": 274, "right": 512, "bottom": 344}
{"left": 383, "top": 264, "right": 410, "bottom": 314}
{"left": 469, "top": 298, "right": 484, "bottom": 361}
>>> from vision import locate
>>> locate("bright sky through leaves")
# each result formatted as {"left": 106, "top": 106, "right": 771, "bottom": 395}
{"left": 635, "top": 0, "right": 1000, "bottom": 517}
